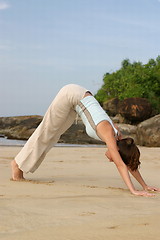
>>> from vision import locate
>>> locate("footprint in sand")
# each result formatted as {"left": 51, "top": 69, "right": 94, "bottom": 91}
{"left": 79, "top": 212, "right": 96, "bottom": 216}
{"left": 83, "top": 185, "right": 99, "bottom": 188}
{"left": 107, "top": 225, "right": 119, "bottom": 229}
{"left": 10, "top": 178, "right": 54, "bottom": 185}
{"left": 107, "top": 187, "right": 127, "bottom": 192}
{"left": 139, "top": 223, "right": 149, "bottom": 226}
{"left": 83, "top": 185, "right": 127, "bottom": 192}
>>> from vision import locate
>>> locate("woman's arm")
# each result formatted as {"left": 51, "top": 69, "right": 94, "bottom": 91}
{"left": 127, "top": 168, "right": 147, "bottom": 189}
{"left": 96, "top": 121, "right": 155, "bottom": 197}
{"left": 128, "top": 168, "right": 160, "bottom": 192}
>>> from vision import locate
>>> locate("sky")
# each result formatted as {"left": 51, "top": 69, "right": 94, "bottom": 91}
{"left": 0, "top": 0, "right": 160, "bottom": 117}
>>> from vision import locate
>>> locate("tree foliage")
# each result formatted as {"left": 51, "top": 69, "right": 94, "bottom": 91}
{"left": 95, "top": 56, "right": 160, "bottom": 113}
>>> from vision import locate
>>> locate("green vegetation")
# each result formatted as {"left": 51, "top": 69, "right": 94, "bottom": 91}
{"left": 95, "top": 56, "right": 160, "bottom": 113}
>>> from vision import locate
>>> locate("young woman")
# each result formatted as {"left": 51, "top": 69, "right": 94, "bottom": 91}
{"left": 11, "top": 84, "right": 160, "bottom": 196}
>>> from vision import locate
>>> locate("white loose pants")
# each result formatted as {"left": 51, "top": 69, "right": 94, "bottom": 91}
{"left": 15, "top": 84, "right": 87, "bottom": 173}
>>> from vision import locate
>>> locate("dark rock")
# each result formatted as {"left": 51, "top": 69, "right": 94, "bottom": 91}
{"left": 111, "top": 114, "right": 130, "bottom": 124}
{"left": 60, "top": 121, "right": 104, "bottom": 145}
{"left": 136, "top": 114, "right": 160, "bottom": 147}
{"left": 0, "top": 134, "right": 5, "bottom": 138}
{"left": 0, "top": 116, "right": 42, "bottom": 140}
{"left": 103, "top": 98, "right": 120, "bottom": 116}
{"left": 118, "top": 98, "right": 152, "bottom": 123}
{"left": 117, "top": 124, "right": 138, "bottom": 144}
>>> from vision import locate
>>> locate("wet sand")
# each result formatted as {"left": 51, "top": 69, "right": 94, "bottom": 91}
{"left": 0, "top": 146, "right": 160, "bottom": 240}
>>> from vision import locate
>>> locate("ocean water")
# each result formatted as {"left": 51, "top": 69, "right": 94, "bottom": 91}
{"left": 0, "top": 137, "right": 26, "bottom": 146}
{"left": 0, "top": 137, "right": 104, "bottom": 148}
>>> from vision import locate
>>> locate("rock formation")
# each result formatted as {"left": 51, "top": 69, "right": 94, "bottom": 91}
{"left": 136, "top": 114, "right": 160, "bottom": 147}
{"left": 0, "top": 115, "right": 42, "bottom": 140}
{"left": 103, "top": 97, "right": 153, "bottom": 123}
{"left": 0, "top": 114, "right": 160, "bottom": 147}
{"left": 118, "top": 98, "right": 152, "bottom": 123}
{"left": 103, "top": 98, "right": 120, "bottom": 116}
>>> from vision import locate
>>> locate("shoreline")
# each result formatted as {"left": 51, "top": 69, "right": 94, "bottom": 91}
{"left": 0, "top": 137, "right": 105, "bottom": 148}
{"left": 1, "top": 137, "right": 160, "bottom": 149}
{"left": 0, "top": 135, "right": 105, "bottom": 147}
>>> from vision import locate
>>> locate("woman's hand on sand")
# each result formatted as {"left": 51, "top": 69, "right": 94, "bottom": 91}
{"left": 132, "top": 190, "right": 155, "bottom": 197}
{"left": 144, "top": 186, "right": 160, "bottom": 193}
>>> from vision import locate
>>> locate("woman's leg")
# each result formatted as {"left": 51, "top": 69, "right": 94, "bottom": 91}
{"left": 25, "top": 109, "right": 77, "bottom": 173}
{"left": 11, "top": 110, "right": 76, "bottom": 180}
{"left": 11, "top": 84, "right": 87, "bottom": 179}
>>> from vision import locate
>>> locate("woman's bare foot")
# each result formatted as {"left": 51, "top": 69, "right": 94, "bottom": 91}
{"left": 11, "top": 160, "right": 25, "bottom": 181}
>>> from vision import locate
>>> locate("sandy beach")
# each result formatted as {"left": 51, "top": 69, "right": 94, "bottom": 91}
{"left": 0, "top": 145, "right": 160, "bottom": 240}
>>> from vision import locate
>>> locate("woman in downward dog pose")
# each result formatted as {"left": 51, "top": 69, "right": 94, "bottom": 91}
{"left": 11, "top": 84, "right": 160, "bottom": 196}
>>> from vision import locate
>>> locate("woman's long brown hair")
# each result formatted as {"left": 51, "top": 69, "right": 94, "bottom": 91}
{"left": 117, "top": 138, "right": 141, "bottom": 171}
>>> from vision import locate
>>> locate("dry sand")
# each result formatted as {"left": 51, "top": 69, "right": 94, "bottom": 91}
{"left": 0, "top": 145, "right": 160, "bottom": 240}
